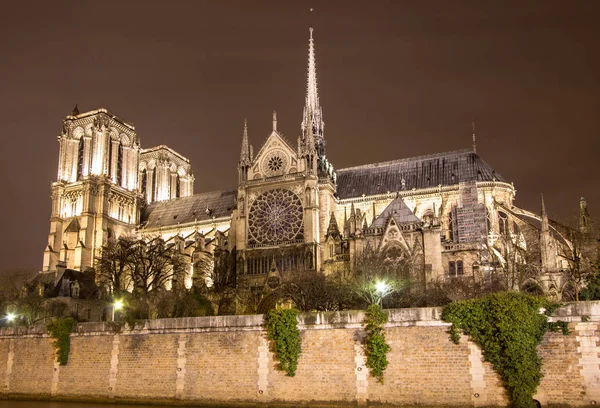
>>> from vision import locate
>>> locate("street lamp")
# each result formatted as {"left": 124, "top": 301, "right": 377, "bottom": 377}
{"left": 5, "top": 313, "right": 16, "bottom": 323}
{"left": 376, "top": 281, "right": 390, "bottom": 308}
{"left": 112, "top": 300, "right": 123, "bottom": 322}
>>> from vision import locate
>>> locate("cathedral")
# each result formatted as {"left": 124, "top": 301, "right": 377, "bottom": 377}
{"left": 41, "top": 27, "right": 586, "bottom": 297}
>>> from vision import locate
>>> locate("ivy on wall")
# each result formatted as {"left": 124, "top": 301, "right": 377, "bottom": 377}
{"left": 46, "top": 317, "right": 76, "bottom": 366}
{"left": 442, "top": 292, "right": 567, "bottom": 408}
{"left": 265, "top": 309, "right": 302, "bottom": 377}
{"left": 363, "top": 304, "right": 390, "bottom": 384}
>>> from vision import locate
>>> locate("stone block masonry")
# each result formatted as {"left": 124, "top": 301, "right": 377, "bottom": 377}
{"left": 0, "top": 302, "right": 598, "bottom": 407}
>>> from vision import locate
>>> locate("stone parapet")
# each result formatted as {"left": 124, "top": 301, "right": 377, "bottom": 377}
{"left": 0, "top": 302, "right": 595, "bottom": 406}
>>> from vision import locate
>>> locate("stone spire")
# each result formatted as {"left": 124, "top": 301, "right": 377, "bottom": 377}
{"left": 301, "top": 26, "right": 325, "bottom": 155}
{"left": 540, "top": 193, "right": 556, "bottom": 273}
{"left": 272, "top": 110, "right": 278, "bottom": 132}
{"left": 71, "top": 104, "right": 79, "bottom": 116}
{"left": 326, "top": 212, "right": 341, "bottom": 238}
{"left": 541, "top": 193, "right": 548, "bottom": 228}
{"left": 239, "top": 119, "right": 251, "bottom": 167}
{"left": 580, "top": 196, "right": 591, "bottom": 233}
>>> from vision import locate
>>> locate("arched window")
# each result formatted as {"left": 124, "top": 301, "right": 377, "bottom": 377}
{"left": 448, "top": 210, "right": 454, "bottom": 241}
{"left": 117, "top": 144, "right": 123, "bottom": 185}
{"left": 77, "top": 140, "right": 84, "bottom": 180}
{"left": 151, "top": 169, "right": 157, "bottom": 201}
{"left": 140, "top": 169, "right": 147, "bottom": 197}
{"left": 498, "top": 211, "right": 508, "bottom": 235}
{"left": 457, "top": 260, "right": 464, "bottom": 275}
{"left": 448, "top": 261, "right": 456, "bottom": 276}
{"left": 176, "top": 174, "right": 181, "bottom": 198}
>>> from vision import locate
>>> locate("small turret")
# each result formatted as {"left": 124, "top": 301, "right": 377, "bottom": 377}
{"left": 540, "top": 193, "right": 557, "bottom": 274}
{"left": 238, "top": 119, "right": 252, "bottom": 183}
{"left": 580, "top": 197, "right": 591, "bottom": 234}
{"left": 326, "top": 212, "right": 341, "bottom": 239}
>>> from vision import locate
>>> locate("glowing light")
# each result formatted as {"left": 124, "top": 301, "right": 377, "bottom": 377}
{"left": 6, "top": 313, "right": 16, "bottom": 322}
{"left": 114, "top": 300, "right": 124, "bottom": 310}
{"left": 376, "top": 281, "right": 389, "bottom": 294}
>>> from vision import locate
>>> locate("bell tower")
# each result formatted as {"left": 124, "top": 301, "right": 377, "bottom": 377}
{"left": 43, "top": 107, "right": 142, "bottom": 273}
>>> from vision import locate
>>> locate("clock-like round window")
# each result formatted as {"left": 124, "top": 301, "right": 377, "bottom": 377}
{"left": 262, "top": 150, "right": 288, "bottom": 176}
{"left": 268, "top": 156, "right": 283, "bottom": 172}
{"left": 248, "top": 189, "right": 304, "bottom": 246}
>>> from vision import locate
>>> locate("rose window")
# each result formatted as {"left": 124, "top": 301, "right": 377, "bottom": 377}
{"left": 268, "top": 156, "right": 283, "bottom": 172}
{"left": 262, "top": 150, "right": 288, "bottom": 176}
{"left": 248, "top": 189, "right": 304, "bottom": 246}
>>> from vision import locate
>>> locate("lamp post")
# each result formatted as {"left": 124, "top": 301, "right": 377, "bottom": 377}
{"left": 376, "top": 281, "right": 390, "bottom": 308}
{"left": 112, "top": 300, "right": 123, "bottom": 322}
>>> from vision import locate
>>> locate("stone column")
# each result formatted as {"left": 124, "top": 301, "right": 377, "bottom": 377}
{"left": 110, "top": 140, "right": 119, "bottom": 184}
{"left": 576, "top": 322, "right": 600, "bottom": 404}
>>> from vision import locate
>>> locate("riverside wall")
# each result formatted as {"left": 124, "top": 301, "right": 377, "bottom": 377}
{"left": 0, "top": 302, "right": 599, "bottom": 407}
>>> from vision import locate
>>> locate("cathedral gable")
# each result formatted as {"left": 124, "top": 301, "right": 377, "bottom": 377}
{"left": 380, "top": 216, "right": 411, "bottom": 253}
{"left": 250, "top": 131, "right": 298, "bottom": 180}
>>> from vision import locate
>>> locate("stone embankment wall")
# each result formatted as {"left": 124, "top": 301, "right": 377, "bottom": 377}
{"left": 0, "top": 302, "right": 599, "bottom": 406}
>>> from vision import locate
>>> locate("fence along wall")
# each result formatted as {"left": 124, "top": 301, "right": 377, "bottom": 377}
{"left": 0, "top": 302, "right": 598, "bottom": 407}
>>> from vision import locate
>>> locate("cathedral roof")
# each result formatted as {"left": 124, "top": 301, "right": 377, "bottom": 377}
{"left": 142, "top": 189, "right": 237, "bottom": 229}
{"left": 335, "top": 149, "right": 505, "bottom": 200}
{"left": 370, "top": 196, "right": 420, "bottom": 229}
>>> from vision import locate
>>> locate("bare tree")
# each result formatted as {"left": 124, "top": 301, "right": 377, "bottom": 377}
{"left": 484, "top": 226, "right": 542, "bottom": 292}
{"left": 0, "top": 269, "right": 67, "bottom": 325}
{"left": 193, "top": 247, "right": 237, "bottom": 315}
{"left": 274, "top": 270, "right": 355, "bottom": 312}
{"left": 95, "top": 236, "right": 136, "bottom": 296}
{"left": 558, "top": 230, "right": 596, "bottom": 301}
{"left": 349, "top": 242, "right": 417, "bottom": 306}
{"left": 95, "top": 236, "right": 187, "bottom": 319}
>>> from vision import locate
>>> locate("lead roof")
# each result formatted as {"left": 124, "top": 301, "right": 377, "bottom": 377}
{"left": 336, "top": 149, "right": 505, "bottom": 200}
{"left": 140, "top": 149, "right": 506, "bottom": 229}
{"left": 142, "top": 189, "right": 237, "bottom": 229}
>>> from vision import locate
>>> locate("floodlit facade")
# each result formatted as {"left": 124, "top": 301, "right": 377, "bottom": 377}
{"left": 42, "top": 28, "right": 584, "bottom": 296}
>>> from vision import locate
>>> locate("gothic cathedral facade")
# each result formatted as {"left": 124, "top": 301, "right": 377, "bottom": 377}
{"left": 42, "top": 28, "right": 576, "bottom": 294}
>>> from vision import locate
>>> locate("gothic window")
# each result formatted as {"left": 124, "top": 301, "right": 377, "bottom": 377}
{"left": 71, "top": 281, "right": 80, "bottom": 298}
{"left": 140, "top": 169, "right": 147, "bottom": 197}
{"left": 248, "top": 189, "right": 304, "bottom": 246}
{"left": 176, "top": 174, "right": 181, "bottom": 198}
{"left": 151, "top": 169, "right": 157, "bottom": 201}
{"left": 448, "top": 210, "right": 454, "bottom": 241}
{"left": 498, "top": 211, "right": 508, "bottom": 235}
{"left": 77, "top": 140, "right": 84, "bottom": 180}
{"left": 448, "top": 261, "right": 456, "bottom": 276}
{"left": 262, "top": 150, "right": 289, "bottom": 177}
{"left": 268, "top": 156, "right": 283, "bottom": 172}
{"left": 117, "top": 144, "right": 123, "bottom": 185}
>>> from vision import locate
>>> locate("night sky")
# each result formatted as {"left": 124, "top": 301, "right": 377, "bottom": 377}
{"left": 0, "top": 1, "right": 598, "bottom": 275}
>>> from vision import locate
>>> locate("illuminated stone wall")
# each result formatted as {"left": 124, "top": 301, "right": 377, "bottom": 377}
{"left": 0, "top": 304, "right": 595, "bottom": 406}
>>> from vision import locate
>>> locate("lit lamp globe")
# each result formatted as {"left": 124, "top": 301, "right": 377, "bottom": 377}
{"left": 112, "top": 300, "right": 124, "bottom": 322}
{"left": 6, "top": 313, "right": 16, "bottom": 323}
{"left": 376, "top": 281, "right": 390, "bottom": 308}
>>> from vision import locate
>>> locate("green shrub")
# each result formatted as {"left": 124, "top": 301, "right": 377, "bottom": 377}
{"left": 442, "top": 292, "right": 566, "bottom": 408}
{"left": 46, "top": 317, "right": 76, "bottom": 366}
{"left": 265, "top": 309, "right": 301, "bottom": 376}
{"left": 363, "top": 304, "right": 390, "bottom": 383}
